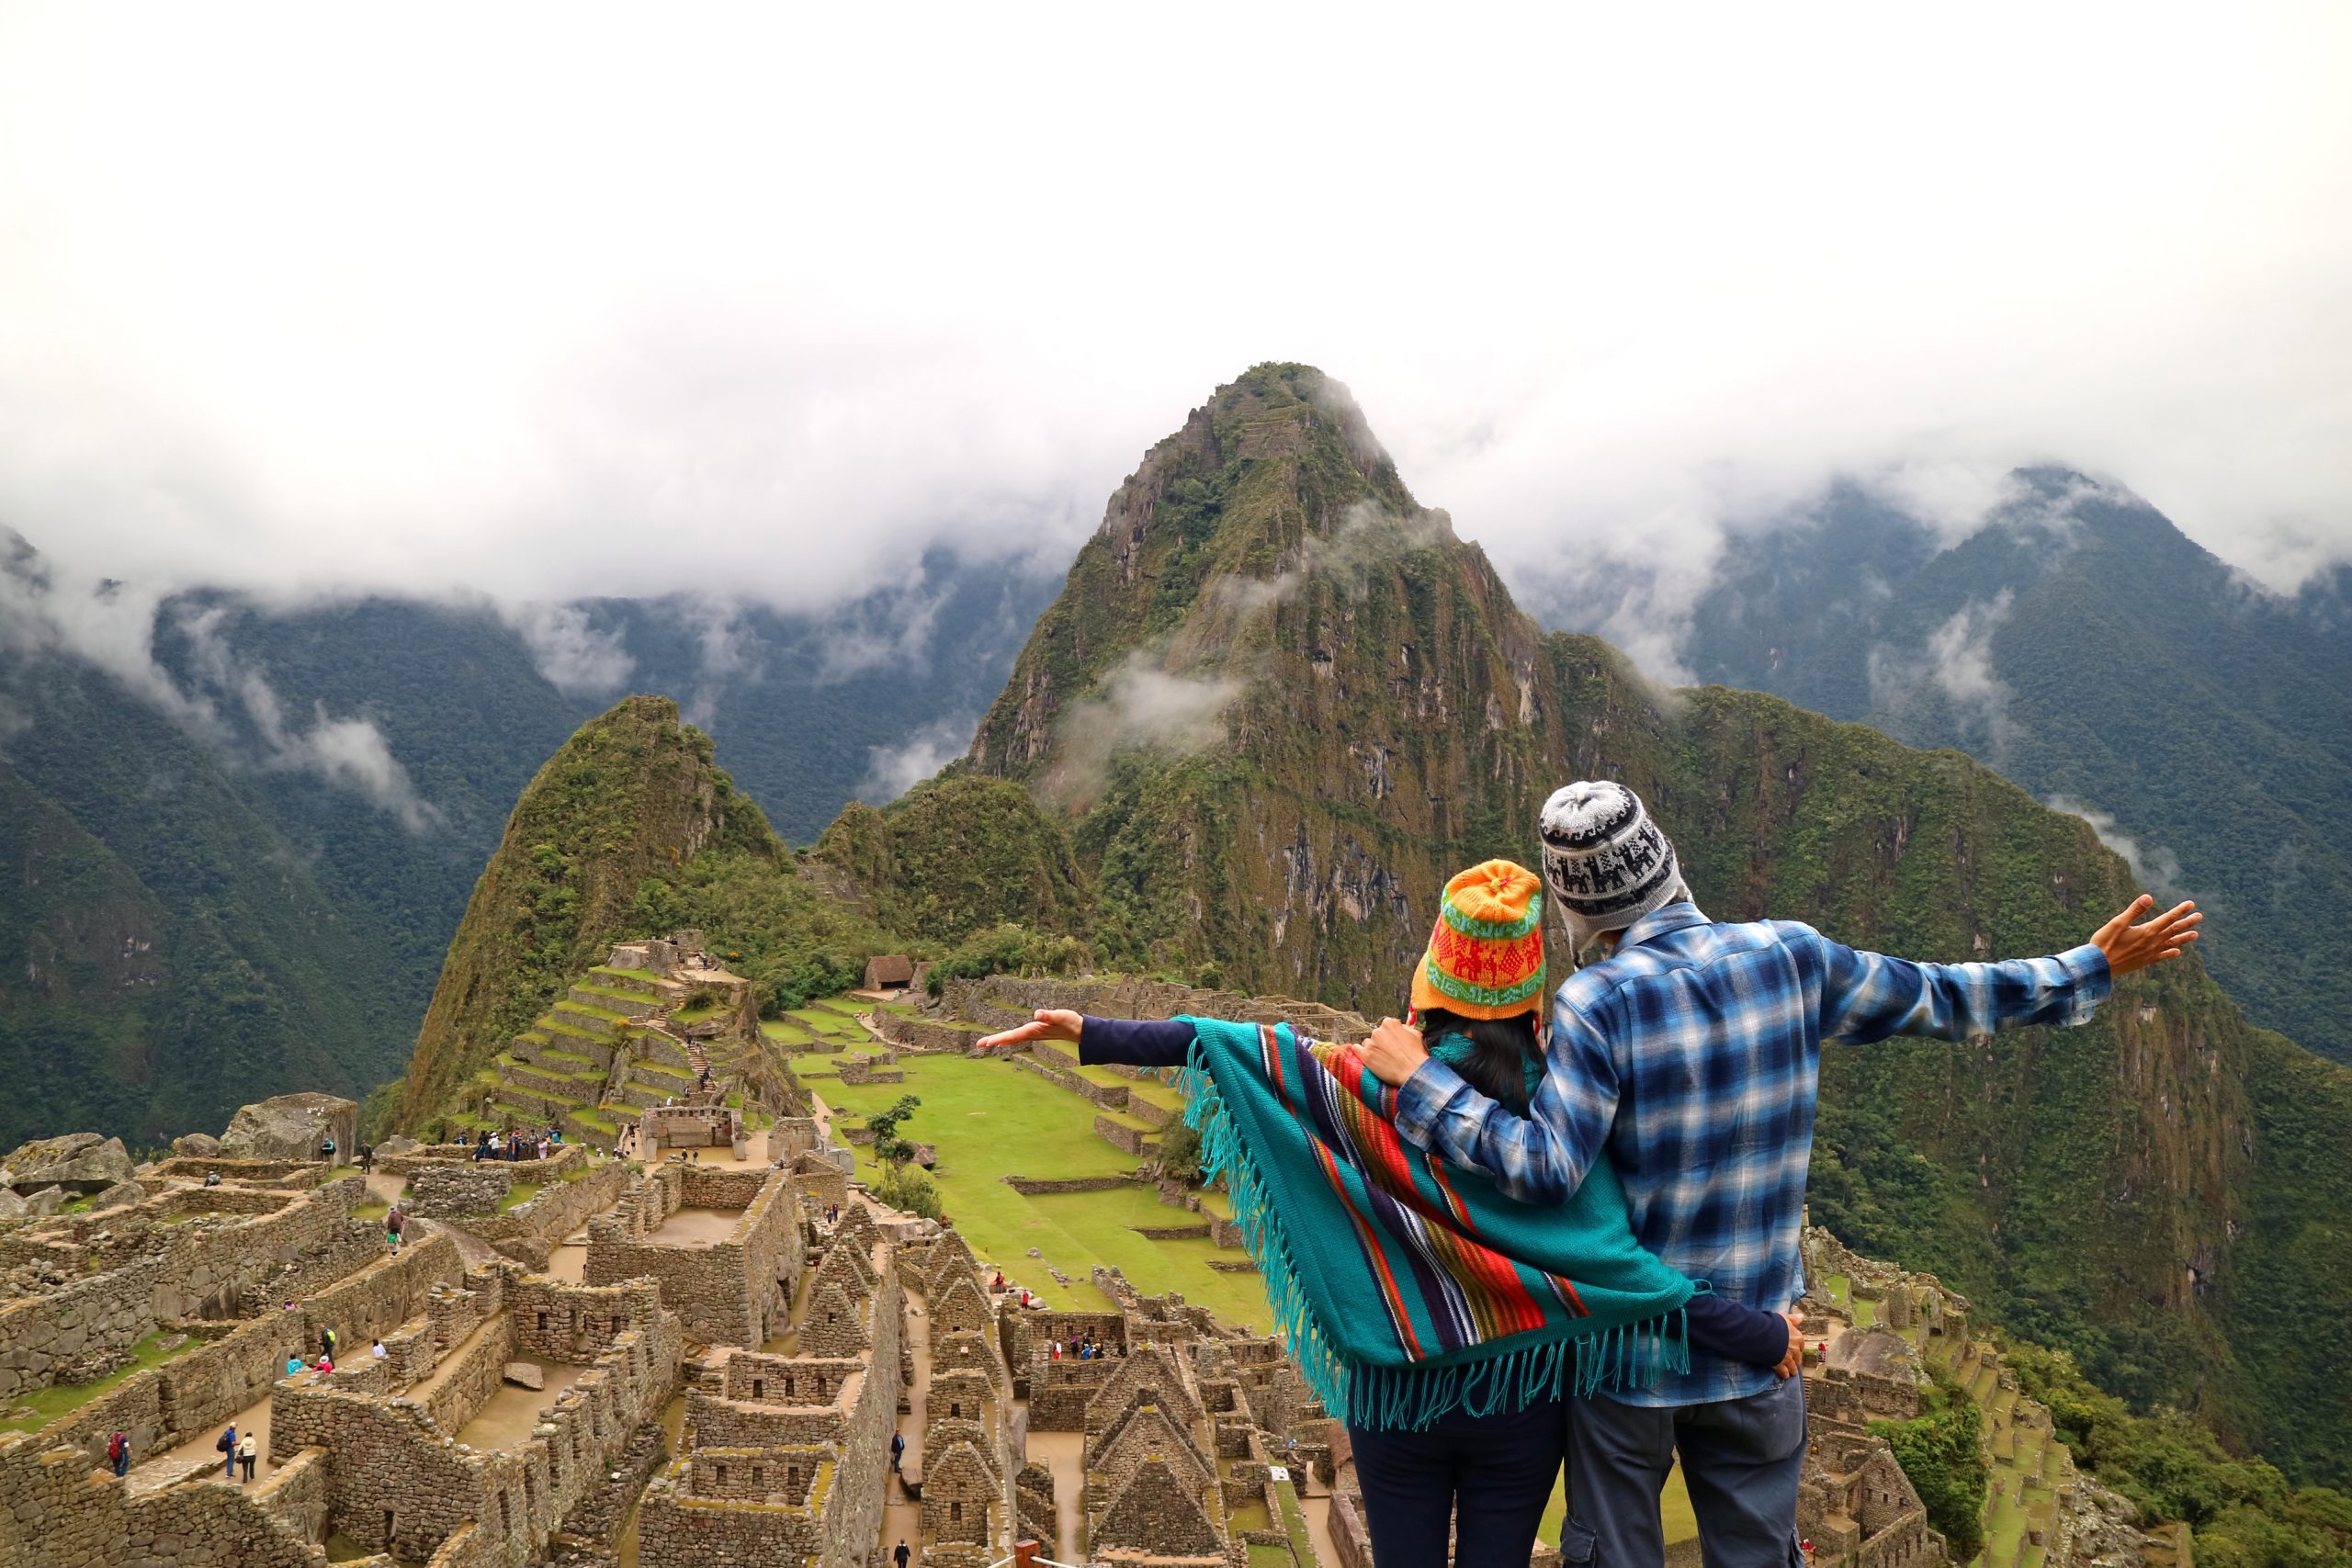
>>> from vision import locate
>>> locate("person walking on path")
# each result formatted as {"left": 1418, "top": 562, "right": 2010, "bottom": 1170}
{"left": 978, "top": 859, "right": 1799, "bottom": 1568}
{"left": 893, "top": 1540, "right": 910, "bottom": 1568}
{"left": 357, "top": 1142, "right": 373, "bottom": 1176}
{"left": 237, "top": 1430, "right": 257, "bottom": 1483}
{"left": 1354, "top": 781, "right": 2200, "bottom": 1568}
{"left": 385, "top": 1204, "right": 404, "bottom": 1255}
{"left": 217, "top": 1424, "right": 237, "bottom": 1479}
{"left": 888, "top": 1429, "right": 905, "bottom": 1475}
{"left": 107, "top": 1430, "right": 130, "bottom": 1477}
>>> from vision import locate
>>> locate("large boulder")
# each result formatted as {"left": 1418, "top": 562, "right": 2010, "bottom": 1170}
{"left": 171, "top": 1132, "right": 222, "bottom": 1158}
{"left": 1, "top": 1134, "right": 136, "bottom": 1195}
{"left": 219, "top": 1093, "right": 358, "bottom": 1163}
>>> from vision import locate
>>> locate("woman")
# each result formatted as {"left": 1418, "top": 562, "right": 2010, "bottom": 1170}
{"left": 978, "top": 860, "right": 1795, "bottom": 1568}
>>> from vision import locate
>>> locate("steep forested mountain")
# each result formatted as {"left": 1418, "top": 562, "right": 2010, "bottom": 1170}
{"left": 0, "top": 536, "right": 1051, "bottom": 1148}
{"left": 395, "top": 694, "right": 898, "bottom": 1129}
{"left": 1672, "top": 475, "right": 2352, "bottom": 1064}
{"left": 836, "top": 365, "right": 2351, "bottom": 1486}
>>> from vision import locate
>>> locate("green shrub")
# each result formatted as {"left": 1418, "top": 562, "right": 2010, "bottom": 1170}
{"left": 1870, "top": 1370, "right": 1986, "bottom": 1562}
{"left": 924, "top": 922, "right": 1092, "bottom": 994}
{"left": 874, "top": 1164, "right": 941, "bottom": 1220}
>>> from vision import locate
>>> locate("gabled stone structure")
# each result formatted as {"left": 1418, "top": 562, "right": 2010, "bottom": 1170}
{"left": 1091, "top": 1454, "right": 1224, "bottom": 1559}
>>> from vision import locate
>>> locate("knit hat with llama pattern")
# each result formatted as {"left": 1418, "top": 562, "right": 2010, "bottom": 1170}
{"left": 1410, "top": 859, "right": 1546, "bottom": 1020}
{"left": 1538, "top": 781, "right": 1690, "bottom": 960}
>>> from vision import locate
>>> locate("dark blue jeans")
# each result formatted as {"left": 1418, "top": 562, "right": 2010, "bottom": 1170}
{"left": 1348, "top": 1393, "right": 1566, "bottom": 1568}
{"left": 1560, "top": 1377, "right": 1806, "bottom": 1568}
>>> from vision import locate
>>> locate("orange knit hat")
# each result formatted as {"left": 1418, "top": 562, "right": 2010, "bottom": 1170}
{"left": 1409, "top": 859, "right": 1546, "bottom": 1021}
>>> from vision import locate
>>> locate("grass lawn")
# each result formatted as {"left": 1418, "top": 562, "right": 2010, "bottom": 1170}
{"left": 499, "top": 1182, "right": 544, "bottom": 1213}
{"left": 0, "top": 1329, "right": 185, "bottom": 1432}
{"left": 821, "top": 1054, "right": 1271, "bottom": 1329}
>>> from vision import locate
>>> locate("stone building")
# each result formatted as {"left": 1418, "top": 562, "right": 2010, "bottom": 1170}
{"left": 584, "top": 1163, "right": 799, "bottom": 1347}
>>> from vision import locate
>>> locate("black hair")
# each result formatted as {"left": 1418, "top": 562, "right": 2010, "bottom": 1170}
{"left": 1416, "top": 1006, "right": 1543, "bottom": 1113}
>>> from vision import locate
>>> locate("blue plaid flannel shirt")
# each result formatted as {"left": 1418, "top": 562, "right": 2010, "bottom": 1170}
{"left": 1394, "top": 901, "right": 2111, "bottom": 1406}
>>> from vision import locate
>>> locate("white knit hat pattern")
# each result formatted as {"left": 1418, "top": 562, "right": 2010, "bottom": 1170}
{"left": 1538, "top": 780, "right": 1687, "bottom": 957}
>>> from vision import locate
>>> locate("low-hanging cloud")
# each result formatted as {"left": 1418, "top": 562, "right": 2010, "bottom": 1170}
{"left": 500, "top": 602, "right": 636, "bottom": 698}
{"left": 858, "top": 714, "right": 977, "bottom": 806}
{"left": 2047, "top": 795, "right": 2192, "bottom": 903}
{"left": 1042, "top": 650, "right": 1243, "bottom": 807}
{"left": 0, "top": 546, "right": 441, "bottom": 831}
{"left": 1866, "top": 592, "right": 2020, "bottom": 762}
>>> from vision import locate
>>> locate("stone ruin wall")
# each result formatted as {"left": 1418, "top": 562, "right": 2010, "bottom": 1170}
{"left": 639, "top": 1253, "right": 902, "bottom": 1568}
{"left": 268, "top": 1268, "right": 683, "bottom": 1566}
{"left": 462, "top": 1157, "right": 631, "bottom": 1271}
{"left": 584, "top": 1168, "right": 798, "bottom": 1348}
{"left": 406, "top": 1164, "right": 514, "bottom": 1217}
{"left": 0, "top": 1174, "right": 381, "bottom": 1404}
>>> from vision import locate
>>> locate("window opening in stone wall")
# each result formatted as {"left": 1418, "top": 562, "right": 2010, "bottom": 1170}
{"left": 752, "top": 1378, "right": 763, "bottom": 1400}
{"left": 716, "top": 1462, "right": 729, "bottom": 1487}
{"left": 537, "top": 1311, "right": 548, "bottom": 1331}
{"left": 951, "top": 1501, "right": 962, "bottom": 1525}
{"left": 499, "top": 1493, "right": 511, "bottom": 1536}
{"left": 383, "top": 1509, "right": 395, "bottom": 1543}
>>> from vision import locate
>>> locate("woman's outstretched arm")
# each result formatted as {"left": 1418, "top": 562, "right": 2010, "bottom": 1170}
{"left": 974, "top": 1010, "right": 1194, "bottom": 1067}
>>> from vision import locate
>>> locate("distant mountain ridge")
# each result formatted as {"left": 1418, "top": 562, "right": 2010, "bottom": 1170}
{"left": 0, "top": 535, "right": 1053, "bottom": 1148}
{"left": 1669, "top": 472, "right": 2352, "bottom": 1064}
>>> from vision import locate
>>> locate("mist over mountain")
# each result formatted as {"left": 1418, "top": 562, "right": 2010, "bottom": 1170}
{"left": 1576, "top": 473, "right": 2352, "bottom": 1064}
{"left": 0, "top": 533, "right": 1053, "bottom": 1147}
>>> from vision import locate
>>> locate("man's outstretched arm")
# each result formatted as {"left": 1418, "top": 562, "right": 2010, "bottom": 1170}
{"left": 1813, "top": 894, "right": 2200, "bottom": 1044}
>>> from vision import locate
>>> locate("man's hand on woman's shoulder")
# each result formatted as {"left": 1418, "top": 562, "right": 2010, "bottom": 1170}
{"left": 974, "top": 1009, "right": 1083, "bottom": 1052}
{"left": 1360, "top": 1018, "right": 1431, "bottom": 1088}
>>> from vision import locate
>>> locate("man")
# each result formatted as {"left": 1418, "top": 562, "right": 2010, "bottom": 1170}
{"left": 1362, "top": 780, "right": 2199, "bottom": 1568}
{"left": 218, "top": 1424, "right": 237, "bottom": 1479}
{"left": 107, "top": 1429, "right": 130, "bottom": 1477}
{"left": 385, "top": 1203, "right": 404, "bottom": 1255}
{"left": 893, "top": 1540, "right": 911, "bottom": 1568}
{"left": 889, "top": 1429, "right": 906, "bottom": 1475}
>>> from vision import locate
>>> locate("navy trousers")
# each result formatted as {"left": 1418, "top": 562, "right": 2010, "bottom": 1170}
{"left": 1348, "top": 1393, "right": 1566, "bottom": 1568}
{"left": 1560, "top": 1376, "right": 1806, "bottom": 1568}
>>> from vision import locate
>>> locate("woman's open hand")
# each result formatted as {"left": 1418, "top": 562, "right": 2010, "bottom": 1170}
{"left": 1360, "top": 1018, "right": 1430, "bottom": 1087}
{"left": 975, "top": 1009, "right": 1083, "bottom": 1052}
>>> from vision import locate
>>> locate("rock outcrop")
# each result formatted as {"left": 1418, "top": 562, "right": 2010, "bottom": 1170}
{"left": 218, "top": 1093, "right": 357, "bottom": 1162}
{"left": 0, "top": 1133, "right": 135, "bottom": 1195}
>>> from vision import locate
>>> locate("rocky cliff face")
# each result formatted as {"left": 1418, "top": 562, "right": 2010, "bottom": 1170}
{"left": 944, "top": 363, "right": 2352, "bottom": 1484}
{"left": 396, "top": 695, "right": 782, "bottom": 1123}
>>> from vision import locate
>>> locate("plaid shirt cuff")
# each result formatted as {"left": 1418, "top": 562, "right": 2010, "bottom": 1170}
{"left": 1394, "top": 1056, "right": 1471, "bottom": 1146}
{"left": 2054, "top": 942, "right": 2113, "bottom": 1024}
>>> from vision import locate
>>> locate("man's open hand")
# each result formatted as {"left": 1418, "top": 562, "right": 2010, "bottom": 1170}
{"left": 1360, "top": 1018, "right": 1430, "bottom": 1088}
{"left": 974, "top": 1009, "right": 1083, "bottom": 1052}
{"left": 2090, "top": 895, "right": 2202, "bottom": 979}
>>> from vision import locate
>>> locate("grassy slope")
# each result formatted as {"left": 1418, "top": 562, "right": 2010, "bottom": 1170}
{"left": 817, "top": 1051, "right": 1269, "bottom": 1329}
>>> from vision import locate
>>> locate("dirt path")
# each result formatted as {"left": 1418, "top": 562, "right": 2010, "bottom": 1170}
{"left": 875, "top": 1285, "right": 930, "bottom": 1562}
{"left": 1023, "top": 1423, "right": 1087, "bottom": 1562}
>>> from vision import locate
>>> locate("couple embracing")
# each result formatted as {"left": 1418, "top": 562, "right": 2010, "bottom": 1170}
{"left": 978, "top": 781, "right": 2199, "bottom": 1568}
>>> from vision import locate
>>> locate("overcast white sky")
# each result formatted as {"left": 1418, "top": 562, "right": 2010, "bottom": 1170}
{"left": 3, "top": 2, "right": 2346, "bottom": 621}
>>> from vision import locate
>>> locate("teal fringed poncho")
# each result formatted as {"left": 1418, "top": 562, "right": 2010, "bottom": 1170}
{"left": 1175, "top": 1015, "right": 1692, "bottom": 1430}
